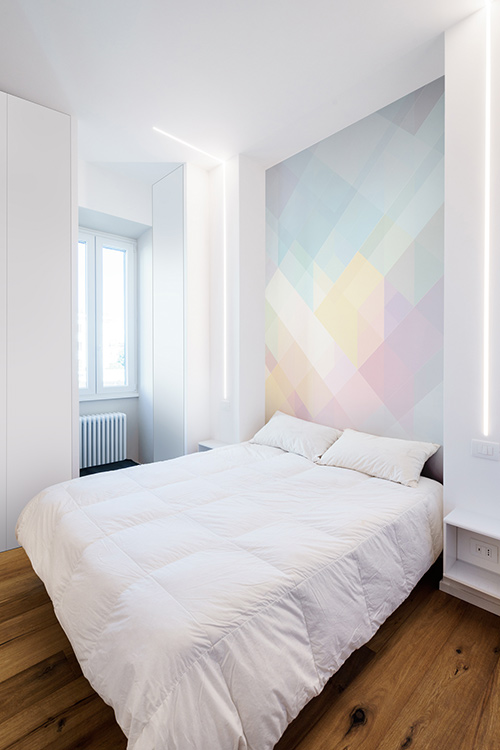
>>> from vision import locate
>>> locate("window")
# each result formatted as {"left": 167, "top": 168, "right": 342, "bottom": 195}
{"left": 78, "top": 229, "right": 137, "bottom": 398}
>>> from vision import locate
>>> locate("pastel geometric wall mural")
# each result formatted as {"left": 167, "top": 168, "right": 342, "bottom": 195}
{"left": 265, "top": 78, "right": 444, "bottom": 443}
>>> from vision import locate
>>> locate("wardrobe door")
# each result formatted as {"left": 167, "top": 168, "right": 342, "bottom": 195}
{"left": 6, "top": 96, "right": 72, "bottom": 549}
{"left": 0, "top": 93, "right": 6, "bottom": 551}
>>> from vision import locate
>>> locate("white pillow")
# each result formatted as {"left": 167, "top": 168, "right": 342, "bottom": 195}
{"left": 317, "top": 428, "right": 439, "bottom": 487}
{"left": 250, "top": 411, "right": 342, "bottom": 461}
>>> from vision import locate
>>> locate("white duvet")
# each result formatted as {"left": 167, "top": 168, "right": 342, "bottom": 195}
{"left": 16, "top": 443, "right": 442, "bottom": 750}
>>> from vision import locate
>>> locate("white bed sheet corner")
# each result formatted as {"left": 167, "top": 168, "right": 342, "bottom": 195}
{"left": 16, "top": 442, "right": 443, "bottom": 750}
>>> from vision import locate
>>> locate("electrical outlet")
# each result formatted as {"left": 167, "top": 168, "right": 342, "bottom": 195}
{"left": 458, "top": 529, "right": 500, "bottom": 572}
{"left": 471, "top": 538, "right": 486, "bottom": 558}
{"left": 469, "top": 537, "right": 499, "bottom": 564}
{"left": 486, "top": 544, "right": 498, "bottom": 563}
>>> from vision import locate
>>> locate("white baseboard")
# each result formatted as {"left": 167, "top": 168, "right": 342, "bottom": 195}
{"left": 440, "top": 576, "right": 500, "bottom": 616}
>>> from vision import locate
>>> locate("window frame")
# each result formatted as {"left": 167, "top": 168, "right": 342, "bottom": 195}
{"left": 78, "top": 228, "right": 137, "bottom": 401}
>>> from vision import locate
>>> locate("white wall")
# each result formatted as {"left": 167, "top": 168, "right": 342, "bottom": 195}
{"left": 150, "top": 163, "right": 211, "bottom": 459}
{"left": 184, "top": 163, "right": 211, "bottom": 454}
{"left": 237, "top": 156, "right": 266, "bottom": 441}
{"left": 253, "top": 36, "right": 444, "bottom": 169}
{"left": 210, "top": 155, "right": 266, "bottom": 445}
{"left": 444, "top": 6, "right": 500, "bottom": 517}
{"left": 3, "top": 94, "right": 74, "bottom": 549}
{"left": 79, "top": 161, "right": 152, "bottom": 227}
{"left": 0, "top": 94, "right": 6, "bottom": 551}
{"left": 138, "top": 227, "right": 154, "bottom": 464}
{"left": 210, "top": 160, "right": 237, "bottom": 442}
{"left": 152, "top": 166, "right": 185, "bottom": 460}
{"left": 71, "top": 118, "right": 80, "bottom": 479}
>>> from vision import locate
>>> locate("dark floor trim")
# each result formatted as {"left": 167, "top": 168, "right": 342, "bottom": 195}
{"left": 80, "top": 459, "right": 139, "bottom": 477}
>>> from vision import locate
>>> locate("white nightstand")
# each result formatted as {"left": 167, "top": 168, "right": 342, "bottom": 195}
{"left": 198, "top": 439, "right": 228, "bottom": 452}
{"left": 440, "top": 508, "right": 500, "bottom": 616}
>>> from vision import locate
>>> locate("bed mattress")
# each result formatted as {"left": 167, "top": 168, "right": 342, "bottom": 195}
{"left": 16, "top": 442, "right": 442, "bottom": 749}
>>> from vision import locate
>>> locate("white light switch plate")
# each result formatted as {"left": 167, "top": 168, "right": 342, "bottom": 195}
{"left": 471, "top": 439, "right": 500, "bottom": 461}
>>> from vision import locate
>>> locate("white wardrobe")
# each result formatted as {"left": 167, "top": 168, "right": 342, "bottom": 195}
{"left": 0, "top": 92, "right": 74, "bottom": 551}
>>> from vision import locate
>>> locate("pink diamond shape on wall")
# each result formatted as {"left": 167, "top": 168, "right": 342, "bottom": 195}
{"left": 335, "top": 371, "right": 385, "bottom": 427}
{"left": 359, "top": 344, "right": 413, "bottom": 404}
{"left": 386, "top": 307, "right": 442, "bottom": 374}
{"left": 287, "top": 391, "right": 312, "bottom": 421}
{"left": 384, "top": 376, "right": 416, "bottom": 421}
{"left": 315, "top": 397, "right": 352, "bottom": 430}
{"left": 384, "top": 280, "right": 413, "bottom": 337}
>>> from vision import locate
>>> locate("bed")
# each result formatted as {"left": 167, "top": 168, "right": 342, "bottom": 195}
{"left": 16, "top": 421, "right": 442, "bottom": 750}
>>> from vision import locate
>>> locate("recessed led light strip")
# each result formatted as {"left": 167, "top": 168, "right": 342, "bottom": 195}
{"left": 153, "top": 126, "right": 229, "bottom": 402}
{"left": 152, "top": 127, "right": 224, "bottom": 163}
{"left": 483, "top": 0, "right": 492, "bottom": 436}
{"left": 222, "top": 163, "right": 228, "bottom": 401}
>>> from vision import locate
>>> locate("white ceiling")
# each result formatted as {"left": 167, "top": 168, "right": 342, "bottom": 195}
{"left": 0, "top": 0, "right": 483, "bottom": 175}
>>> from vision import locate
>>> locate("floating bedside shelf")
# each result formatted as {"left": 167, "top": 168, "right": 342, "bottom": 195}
{"left": 440, "top": 509, "right": 500, "bottom": 615}
{"left": 198, "top": 439, "right": 228, "bottom": 452}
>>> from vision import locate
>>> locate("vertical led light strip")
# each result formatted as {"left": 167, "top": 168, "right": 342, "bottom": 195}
{"left": 483, "top": 0, "right": 492, "bottom": 436}
{"left": 222, "top": 162, "right": 228, "bottom": 400}
{"left": 152, "top": 127, "right": 229, "bottom": 402}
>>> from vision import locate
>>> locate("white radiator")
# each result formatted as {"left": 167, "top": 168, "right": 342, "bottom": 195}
{"left": 79, "top": 412, "right": 127, "bottom": 469}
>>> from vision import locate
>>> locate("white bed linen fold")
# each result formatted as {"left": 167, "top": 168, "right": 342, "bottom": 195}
{"left": 16, "top": 442, "right": 442, "bottom": 750}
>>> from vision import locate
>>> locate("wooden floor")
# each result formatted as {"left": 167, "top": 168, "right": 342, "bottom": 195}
{"left": 0, "top": 550, "right": 499, "bottom": 750}
{"left": 0, "top": 547, "right": 127, "bottom": 750}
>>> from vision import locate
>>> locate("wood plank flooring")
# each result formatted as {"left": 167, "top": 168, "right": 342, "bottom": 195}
{"left": 0, "top": 547, "right": 499, "bottom": 749}
{"left": 0, "top": 547, "right": 127, "bottom": 750}
{"left": 277, "top": 562, "right": 500, "bottom": 750}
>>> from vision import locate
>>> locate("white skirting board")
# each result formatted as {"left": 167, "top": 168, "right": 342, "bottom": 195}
{"left": 440, "top": 576, "right": 500, "bottom": 616}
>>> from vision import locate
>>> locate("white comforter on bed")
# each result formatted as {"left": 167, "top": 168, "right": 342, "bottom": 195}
{"left": 16, "top": 443, "right": 442, "bottom": 750}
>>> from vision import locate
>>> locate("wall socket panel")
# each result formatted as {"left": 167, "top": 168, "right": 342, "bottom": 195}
{"left": 470, "top": 537, "right": 499, "bottom": 564}
{"left": 457, "top": 528, "right": 500, "bottom": 573}
{"left": 471, "top": 439, "right": 500, "bottom": 460}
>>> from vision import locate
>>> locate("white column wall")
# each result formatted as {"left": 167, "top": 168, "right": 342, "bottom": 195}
{"left": 5, "top": 95, "right": 73, "bottom": 549}
{"left": 70, "top": 117, "right": 79, "bottom": 479}
{"left": 184, "top": 163, "right": 210, "bottom": 454}
{"left": 237, "top": 156, "right": 266, "bottom": 441}
{"left": 209, "top": 159, "right": 238, "bottom": 443}
{"left": 138, "top": 227, "right": 154, "bottom": 464}
{"left": 152, "top": 166, "right": 185, "bottom": 461}
{"left": 226, "top": 156, "right": 241, "bottom": 440}
{"left": 444, "top": 6, "right": 500, "bottom": 516}
{"left": 0, "top": 93, "right": 6, "bottom": 551}
{"left": 139, "top": 164, "right": 211, "bottom": 462}
{"left": 210, "top": 155, "right": 265, "bottom": 445}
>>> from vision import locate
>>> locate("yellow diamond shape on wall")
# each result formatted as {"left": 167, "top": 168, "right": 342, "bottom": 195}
{"left": 266, "top": 366, "right": 294, "bottom": 417}
{"left": 316, "top": 293, "right": 358, "bottom": 366}
{"left": 296, "top": 368, "right": 333, "bottom": 418}
{"left": 316, "top": 253, "right": 384, "bottom": 368}
{"left": 343, "top": 254, "right": 384, "bottom": 309}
